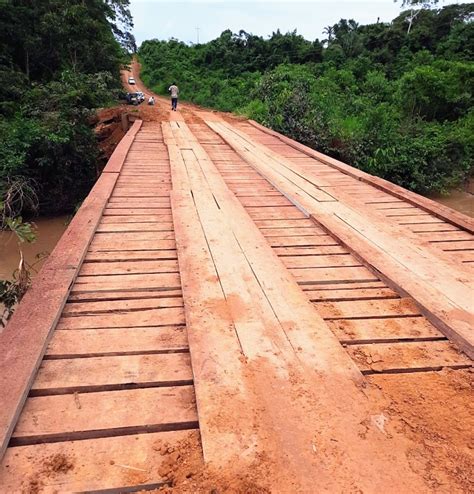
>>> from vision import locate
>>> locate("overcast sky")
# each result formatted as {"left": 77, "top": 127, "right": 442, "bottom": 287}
{"left": 129, "top": 0, "right": 411, "bottom": 46}
{"left": 129, "top": 1, "right": 459, "bottom": 46}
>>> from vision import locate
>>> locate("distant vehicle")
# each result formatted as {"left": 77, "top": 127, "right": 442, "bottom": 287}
{"left": 126, "top": 92, "right": 141, "bottom": 105}
{"left": 128, "top": 76, "right": 135, "bottom": 85}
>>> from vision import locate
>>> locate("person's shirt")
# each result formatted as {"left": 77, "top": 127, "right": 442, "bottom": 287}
{"left": 148, "top": 96, "right": 154, "bottom": 102}
{"left": 169, "top": 85, "right": 179, "bottom": 98}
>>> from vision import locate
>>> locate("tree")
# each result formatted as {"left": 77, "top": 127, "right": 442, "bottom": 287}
{"left": 323, "top": 26, "right": 335, "bottom": 45}
{"left": 395, "top": 0, "right": 440, "bottom": 34}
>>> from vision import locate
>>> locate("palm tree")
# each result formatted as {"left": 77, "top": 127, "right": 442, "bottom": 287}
{"left": 322, "top": 25, "right": 335, "bottom": 45}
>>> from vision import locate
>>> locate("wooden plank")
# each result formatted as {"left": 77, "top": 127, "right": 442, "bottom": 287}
{"left": 96, "top": 222, "right": 174, "bottom": 232}
{"left": 433, "top": 240, "right": 474, "bottom": 251}
{"left": 305, "top": 286, "right": 398, "bottom": 302}
{"left": 12, "top": 386, "right": 197, "bottom": 442}
{"left": 272, "top": 245, "right": 349, "bottom": 256}
{"left": 32, "top": 353, "right": 192, "bottom": 392}
{"left": 79, "top": 260, "right": 179, "bottom": 276}
{"left": 254, "top": 218, "right": 314, "bottom": 228}
{"left": 103, "top": 208, "right": 172, "bottom": 216}
{"left": 109, "top": 196, "right": 170, "bottom": 203}
{"left": 424, "top": 230, "right": 474, "bottom": 241}
{"left": 63, "top": 296, "right": 183, "bottom": 315}
{"left": 266, "top": 235, "right": 338, "bottom": 247}
{"left": 238, "top": 196, "right": 292, "bottom": 207}
{"left": 168, "top": 187, "right": 251, "bottom": 466}
{"left": 85, "top": 250, "right": 177, "bottom": 261}
{"left": 47, "top": 327, "right": 188, "bottom": 356}
{"left": 89, "top": 238, "right": 175, "bottom": 251}
{"left": 100, "top": 214, "right": 173, "bottom": 223}
{"left": 73, "top": 273, "right": 181, "bottom": 292}
{"left": 106, "top": 203, "right": 171, "bottom": 210}
{"left": 408, "top": 223, "right": 459, "bottom": 232}
{"left": 314, "top": 297, "right": 421, "bottom": 319}
{"left": 0, "top": 430, "right": 198, "bottom": 493}
{"left": 56, "top": 307, "right": 185, "bottom": 330}
{"left": 282, "top": 254, "right": 360, "bottom": 268}
{"left": 247, "top": 120, "right": 474, "bottom": 233}
{"left": 347, "top": 341, "right": 471, "bottom": 373}
{"left": 68, "top": 289, "right": 182, "bottom": 302}
{"left": 327, "top": 317, "right": 443, "bottom": 342}
{"left": 108, "top": 198, "right": 170, "bottom": 206}
{"left": 92, "top": 232, "right": 175, "bottom": 242}
{"left": 291, "top": 266, "right": 379, "bottom": 284}
{"left": 245, "top": 208, "right": 307, "bottom": 220}
{"left": 302, "top": 281, "right": 387, "bottom": 291}
{"left": 398, "top": 216, "right": 449, "bottom": 224}
{"left": 261, "top": 226, "right": 327, "bottom": 237}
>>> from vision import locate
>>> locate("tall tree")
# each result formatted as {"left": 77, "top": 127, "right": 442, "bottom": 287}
{"left": 395, "top": 0, "right": 440, "bottom": 34}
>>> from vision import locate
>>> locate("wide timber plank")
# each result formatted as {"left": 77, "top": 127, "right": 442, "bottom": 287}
{"left": 348, "top": 341, "right": 471, "bottom": 373}
{"left": 32, "top": 353, "right": 193, "bottom": 393}
{"left": 0, "top": 430, "right": 198, "bottom": 493}
{"left": 62, "top": 296, "right": 183, "bottom": 315}
{"left": 314, "top": 297, "right": 421, "bottom": 319}
{"left": 327, "top": 317, "right": 443, "bottom": 342}
{"left": 12, "top": 386, "right": 197, "bottom": 442}
{"left": 169, "top": 189, "right": 252, "bottom": 467}
{"left": 79, "top": 260, "right": 179, "bottom": 276}
{"left": 55, "top": 307, "right": 185, "bottom": 329}
{"left": 46, "top": 327, "right": 188, "bottom": 356}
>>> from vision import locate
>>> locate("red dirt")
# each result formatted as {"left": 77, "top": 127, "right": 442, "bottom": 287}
{"left": 151, "top": 432, "right": 270, "bottom": 493}
{"left": 94, "top": 106, "right": 130, "bottom": 167}
{"left": 370, "top": 369, "right": 474, "bottom": 493}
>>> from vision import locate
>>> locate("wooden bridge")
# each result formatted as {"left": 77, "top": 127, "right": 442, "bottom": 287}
{"left": 0, "top": 88, "right": 472, "bottom": 492}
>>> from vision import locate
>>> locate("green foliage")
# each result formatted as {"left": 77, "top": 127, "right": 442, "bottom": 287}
{"left": 0, "top": 0, "right": 134, "bottom": 216}
{"left": 398, "top": 60, "right": 473, "bottom": 120}
{"left": 139, "top": 3, "right": 474, "bottom": 193}
{"left": 4, "top": 217, "right": 36, "bottom": 243}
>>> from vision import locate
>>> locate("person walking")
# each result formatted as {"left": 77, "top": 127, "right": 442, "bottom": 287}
{"left": 168, "top": 82, "right": 179, "bottom": 111}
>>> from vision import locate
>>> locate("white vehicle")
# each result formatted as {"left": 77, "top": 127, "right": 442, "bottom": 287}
{"left": 136, "top": 91, "right": 145, "bottom": 102}
{"left": 128, "top": 76, "right": 135, "bottom": 85}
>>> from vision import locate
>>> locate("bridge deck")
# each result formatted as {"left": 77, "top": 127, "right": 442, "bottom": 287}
{"left": 0, "top": 101, "right": 472, "bottom": 492}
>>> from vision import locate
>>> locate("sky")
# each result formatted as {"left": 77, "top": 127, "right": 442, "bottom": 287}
{"left": 129, "top": 0, "right": 407, "bottom": 46}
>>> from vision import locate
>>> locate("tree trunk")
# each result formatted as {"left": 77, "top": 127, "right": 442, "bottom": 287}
{"left": 25, "top": 49, "right": 30, "bottom": 81}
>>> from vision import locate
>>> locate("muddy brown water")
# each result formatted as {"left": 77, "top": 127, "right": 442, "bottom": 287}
{"left": 429, "top": 189, "right": 473, "bottom": 218}
{"left": 0, "top": 215, "right": 68, "bottom": 281}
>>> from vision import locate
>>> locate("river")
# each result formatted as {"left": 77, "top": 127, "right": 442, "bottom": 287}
{"left": 0, "top": 216, "right": 69, "bottom": 281}
{"left": 429, "top": 189, "right": 473, "bottom": 218}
